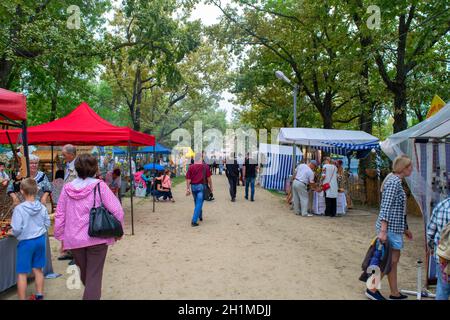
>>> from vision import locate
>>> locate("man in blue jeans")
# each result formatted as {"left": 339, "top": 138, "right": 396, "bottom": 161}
{"left": 186, "top": 153, "right": 213, "bottom": 227}
{"left": 427, "top": 197, "right": 450, "bottom": 300}
{"left": 243, "top": 153, "right": 258, "bottom": 201}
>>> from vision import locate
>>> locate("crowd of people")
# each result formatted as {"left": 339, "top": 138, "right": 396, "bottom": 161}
{"left": 2, "top": 145, "right": 450, "bottom": 301}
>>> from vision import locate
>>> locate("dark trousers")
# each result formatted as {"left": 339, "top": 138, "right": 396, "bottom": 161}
{"left": 72, "top": 244, "right": 108, "bottom": 300}
{"left": 152, "top": 189, "right": 173, "bottom": 200}
{"left": 245, "top": 177, "right": 255, "bottom": 200}
{"left": 227, "top": 175, "right": 238, "bottom": 199}
{"left": 325, "top": 197, "right": 337, "bottom": 217}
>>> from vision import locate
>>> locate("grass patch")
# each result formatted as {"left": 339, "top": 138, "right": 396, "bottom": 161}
{"left": 171, "top": 175, "right": 186, "bottom": 188}
{"left": 266, "top": 189, "right": 286, "bottom": 198}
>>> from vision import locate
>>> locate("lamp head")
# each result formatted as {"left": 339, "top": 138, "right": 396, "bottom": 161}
{"left": 275, "top": 70, "right": 291, "bottom": 84}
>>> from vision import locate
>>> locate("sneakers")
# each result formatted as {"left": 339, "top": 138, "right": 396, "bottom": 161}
{"left": 191, "top": 222, "right": 199, "bottom": 227}
{"left": 365, "top": 289, "right": 386, "bottom": 300}
{"left": 29, "top": 294, "right": 44, "bottom": 300}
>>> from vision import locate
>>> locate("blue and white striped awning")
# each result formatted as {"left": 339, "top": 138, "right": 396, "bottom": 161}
{"left": 321, "top": 140, "right": 380, "bottom": 151}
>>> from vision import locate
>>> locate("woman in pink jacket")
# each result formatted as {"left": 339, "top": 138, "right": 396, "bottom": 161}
{"left": 55, "top": 154, "right": 124, "bottom": 300}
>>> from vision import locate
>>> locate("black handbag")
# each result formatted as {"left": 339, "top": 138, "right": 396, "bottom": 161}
{"left": 88, "top": 183, "right": 124, "bottom": 238}
{"left": 202, "top": 164, "right": 213, "bottom": 201}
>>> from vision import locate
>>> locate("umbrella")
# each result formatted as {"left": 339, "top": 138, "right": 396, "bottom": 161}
{"left": 144, "top": 163, "right": 165, "bottom": 171}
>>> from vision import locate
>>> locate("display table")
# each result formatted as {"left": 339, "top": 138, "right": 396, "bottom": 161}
{"left": 312, "top": 191, "right": 347, "bottom": 215}
{"left": 0, "top": 234, "right": 54, "bottom": 292}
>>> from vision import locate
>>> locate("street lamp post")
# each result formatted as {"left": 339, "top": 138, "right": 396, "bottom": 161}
{"left": 276, "top": 70, "right": 299, "bottom": 174}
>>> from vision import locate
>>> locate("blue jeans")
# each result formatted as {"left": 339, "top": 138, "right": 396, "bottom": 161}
{"left": 191, "top": 184, "right": 205, "bottom": 223}
{"left": 436, "top": 261, "right": 450, "bottom": 300}
{"left": 245, "top": 177, "right": 255, "bottom": 200}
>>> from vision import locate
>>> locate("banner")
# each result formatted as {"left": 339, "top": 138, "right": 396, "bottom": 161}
{"left": 426, "top": 95, "right": 445, "bottom": 119}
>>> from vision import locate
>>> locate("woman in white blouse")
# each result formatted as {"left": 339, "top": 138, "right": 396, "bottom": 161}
{"left": 321, "top": 157, "right": 338, "bottom": 217}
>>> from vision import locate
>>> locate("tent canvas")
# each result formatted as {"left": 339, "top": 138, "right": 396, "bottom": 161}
{"left": 0, "top": 102, "right": 155, "bottom": 147}
{"left": 135, "top": 143, "right": 171, "bottom": 154}
{"left": 278, "top": 127, "right": 379, "bottom": 147}
{"left": 0, "top": 88, "right": 27, "bottom": 121}
{"left": 381, "top": 102, "right": 450, "bottom": 286}
{"left": 259, "top": 143, "right": 302, "bottom": 191}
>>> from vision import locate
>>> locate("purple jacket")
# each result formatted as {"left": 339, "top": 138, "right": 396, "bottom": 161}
{"left": 55, "top": 179, "right": 124, "bottom": 250}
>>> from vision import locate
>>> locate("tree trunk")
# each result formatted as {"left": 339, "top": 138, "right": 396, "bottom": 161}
{"left": 0, "top": 56, "right": 13, "bottom": 89}
{"left": 134, "top": 67, "right": 142, "bottom": 132}
{"left": 50, "top": 94, "right": 57, "bottom": 121}
{"left": 393, "top": 85, "right": 408, "bottom": 133}
{"left": 320, "top": 106, "right": 333, "bottom": 129}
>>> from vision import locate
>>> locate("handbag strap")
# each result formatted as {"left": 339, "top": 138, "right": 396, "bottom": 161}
{"left": 93, "top": 182, "right": 97, "bottom": 207}
{"left": 93, "top": 182, "right": 103, "bottom": 207}
{"left": 202, "top": 164, "right": 207, "bottom": 185}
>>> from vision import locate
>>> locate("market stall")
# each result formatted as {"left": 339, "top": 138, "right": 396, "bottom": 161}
{"left": 381, "top": 102, "right": 449, "bottom": 285}
{"left": 0, "top": 102, "right": 156, "bottom": 235}
{"left": 277, "top": 127, "right": 380, "bottom": 215}
{"left": 259, "top": 143, "right": 302, "bottom": 191}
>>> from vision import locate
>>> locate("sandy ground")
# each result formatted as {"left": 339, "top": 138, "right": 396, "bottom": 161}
{"left": 1, "top": 174, "right": 429, "bottom": 300}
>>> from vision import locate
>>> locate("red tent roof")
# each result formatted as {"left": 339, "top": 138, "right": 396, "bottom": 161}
{"left": 0, "top": 88, "right": 27, "bottom": 121}
{"left": 0, "top": 102, "right": 155, "bottom": 146}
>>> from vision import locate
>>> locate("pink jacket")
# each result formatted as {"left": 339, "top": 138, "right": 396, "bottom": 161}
{"left": 54, "top": 180, "right": 125, "bottom": 250}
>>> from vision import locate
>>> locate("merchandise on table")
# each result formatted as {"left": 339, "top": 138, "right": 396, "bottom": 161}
{"left": 0, "top": 219, "right": 11, "bottom": 239}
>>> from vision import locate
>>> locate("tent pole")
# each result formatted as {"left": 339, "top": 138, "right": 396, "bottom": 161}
{"left": 153, "top": 142, "right": 155, "bottom": 213}
{"left": 128, "top": 141, "right": 134, "bottom": 236}
{"left": 51, "top": 145, "right": 54, "bottom": 181}
{"left": 22, "top": 120, "right": 30, "bottom": 177}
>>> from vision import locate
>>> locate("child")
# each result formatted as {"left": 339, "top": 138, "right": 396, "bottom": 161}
{"left": 9, "top": 178, "right": 51, "bottom": 300}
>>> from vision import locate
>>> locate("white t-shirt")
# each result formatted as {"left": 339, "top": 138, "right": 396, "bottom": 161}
{"left": 295, "top": 164, "right": 315, "bottom": 184}
{"left": 322, "top": 164, "right": 338, "bottom": 198}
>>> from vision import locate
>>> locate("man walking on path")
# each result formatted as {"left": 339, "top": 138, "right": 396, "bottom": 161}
{"left": 225, "top": 153, "right": 239, "bottom": 202}
{"left": 292, "top": 160, "right": 317, "bottom": 216}
{"left": 243, "top": 153, "right": 258, "bottom": 202}
{"left": 186, "top": 153, "right": 213, "bottom": 227}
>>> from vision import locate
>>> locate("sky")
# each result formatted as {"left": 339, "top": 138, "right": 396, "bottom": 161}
{"left": 189, "top": 2, "right": 238, "bottom": 122}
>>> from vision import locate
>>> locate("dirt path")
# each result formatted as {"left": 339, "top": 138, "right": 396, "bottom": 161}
{"left": 2, "top": 174, "right": 427, "bottom": 300}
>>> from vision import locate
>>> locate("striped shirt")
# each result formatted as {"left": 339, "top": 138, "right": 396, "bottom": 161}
{"left": 376, "top": 174, "right": 408, "bottom": 234}
{"left": 427, "top": 198, "right": 450, "bottom": 258}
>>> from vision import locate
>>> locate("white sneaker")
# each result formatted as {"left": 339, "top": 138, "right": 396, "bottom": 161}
{"left": 307, "top": 214, "right": 314, "bottom": 217}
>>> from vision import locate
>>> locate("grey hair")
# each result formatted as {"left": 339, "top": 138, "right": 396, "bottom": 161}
{"left": 194, "top": 152, "right": 202, "bottom": 162}
{"left": 29, "top": 154, "right": 40, "bottom": 162}
{"left": 62, "top": 144, "right": 77, "bottom": 156}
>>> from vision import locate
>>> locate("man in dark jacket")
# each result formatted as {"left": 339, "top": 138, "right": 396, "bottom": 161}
{"left": 225, "top": 153, "right": 240, "bottom": 202}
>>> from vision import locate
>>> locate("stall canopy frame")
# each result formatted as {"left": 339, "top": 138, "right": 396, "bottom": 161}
{"left": 0, "top": 88, "right": 30, "bottom": 176}
{"left": 0, "top": 101, "right": 156, "bottom": 235}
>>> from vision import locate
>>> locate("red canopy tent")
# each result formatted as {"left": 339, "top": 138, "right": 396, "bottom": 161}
{"left": 0, "top": 88, "right": 27, "bottom": 121}
{"left": 0, "top": 101, "right": 156, "bottom": 235}
{"left": 0, "top": 101, "right": 154, "bottom": 146}
{"left": 0, "top": 88, "right": 30, "bottom": 176}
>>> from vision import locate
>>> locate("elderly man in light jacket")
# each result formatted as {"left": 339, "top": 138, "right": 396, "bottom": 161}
{"left": 58, "top": 144, "right": 78, "bottom": 262}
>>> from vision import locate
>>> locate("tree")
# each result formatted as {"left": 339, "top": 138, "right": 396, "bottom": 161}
{"left": 209, "top": 0, "right": 367, "bottom": 129}
{"left": 105, "top": 0, "right": 202, "bottom": 131}
{"left": 0, "top": 0, "right": 110, "bottom": 121}
{"left": 355, "top": 0, "right": 449, "bottom": 132}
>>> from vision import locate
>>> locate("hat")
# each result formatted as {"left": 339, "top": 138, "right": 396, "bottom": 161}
{"left": 309, "top": 160, "right": 318, "bottom": 166}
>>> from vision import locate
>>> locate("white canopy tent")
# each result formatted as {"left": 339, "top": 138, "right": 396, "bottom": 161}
{"left": 278, "top": 127, "right": 379, "bottom": 147}
{"left": 381, "top": 102, "right": 450, "bottom": 285}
